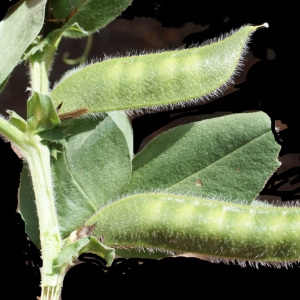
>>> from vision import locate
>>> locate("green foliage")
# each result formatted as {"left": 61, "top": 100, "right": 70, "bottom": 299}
{"left": 0, "top": 1, "right": 288, "bottom": 299}
{"left": 54, "top": 236, "right": 115, "bottom": 270}
{"left": 125, "top": 112, "right": 280, "bottom": 201}
{"left": 50, "top": 0, "right": 133, "bottom": 38}
{"left": 27, "top": 92, "right": 60, "bottom": 133}
{"left": 0, "top": 0, "right": 47, "bottom": 87}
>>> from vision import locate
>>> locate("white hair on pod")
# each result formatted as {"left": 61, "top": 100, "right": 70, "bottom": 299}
{"left": 52, "top": 23, "right": 259, "bottom": 116}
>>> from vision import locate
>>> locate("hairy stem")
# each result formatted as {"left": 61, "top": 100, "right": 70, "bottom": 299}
{"left": 0, "top": 116, "right": 64, "bottom": 298}
{"left": 29, "top": 58, "right": 65, "bottom": 299}
{"left": 24, "top": 133, "right": 63, "bottom": 290}
{"left": 30, "top": 57, "right": 49, "bottom": 94}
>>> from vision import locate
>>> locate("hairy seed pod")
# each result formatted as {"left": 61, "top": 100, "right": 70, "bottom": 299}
{"left": 51, "top": 24, "right": 268, "bottom": 114}
{"left": 87, "top": 193, "right": 300, "bottom": 267}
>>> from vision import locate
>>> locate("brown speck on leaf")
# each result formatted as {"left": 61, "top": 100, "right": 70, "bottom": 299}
{"left": 195, "top": 179, "right": 203, "bottom": 187}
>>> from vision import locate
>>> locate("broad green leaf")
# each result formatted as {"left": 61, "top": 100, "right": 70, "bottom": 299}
{"left": 50, "top": 0, "right": 82, "bottom": 19}
{"left": 51, "top": 24, "right": 268, "bottom": 114}
{"left": 0, "top": 0, "right": 46, "bottom": 87}
{"left": 52, "top": 114, "right": 132, "bottom": 239}
{"left": 125, "top": 112, "right": 281, "bottom": 203}
{"left": 86, "top": 193, "right": 300, "bottom": 263}
{"left": 107, "top": 111, "right": 133, "bottom": 159}
{"left": 50, "top": 0, "right": 133, "bottom": 38}
{"left": 19, "top": 113, "right": 132, "bottom": 246}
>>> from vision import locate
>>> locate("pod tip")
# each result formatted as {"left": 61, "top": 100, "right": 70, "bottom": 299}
{"left": 255, "top": 22, "right": 269, "bottom": 30}
{"left": 262, "top": 22, "right": 269, "bottom": 28}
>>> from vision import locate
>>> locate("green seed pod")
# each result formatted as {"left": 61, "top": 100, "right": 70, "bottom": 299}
{"left": 86, "top": 193, "right": 300, "bottom": 267}
{"left": 51, "top": 23, "right": 268, "bottom": 114}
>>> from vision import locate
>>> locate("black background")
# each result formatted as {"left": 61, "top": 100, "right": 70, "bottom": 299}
{"left": 2, "top": 1, "right": 300, "bottom": 299}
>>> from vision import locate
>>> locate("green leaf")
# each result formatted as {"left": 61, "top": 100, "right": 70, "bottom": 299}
{"left": 50, "top": 24, "right": 268, "bottom": 114}
{"left": 50, "top": 0, "right": 82, "bottom": 19}
{"left": 19, "top": 113, "right": 132, "bottom": 245}
{"left": 79, "top": 236, "right": 115, "bottom": 266}
{"left": 27, "top": 92, "right": 60, "bottom": 133}
{"left": 52, "top": 114, "right": 132, "bottom": 239}
{"left": 86, "top": 193, "right": 300, "bottom": 263}
{"left": 54, "top": 236, "right": 115, "bottom": 270}
{"left": 7, "top": 110, "right": 27, "bottom": 132}
{"left": 0, "top": 0, "right": 46, "bottom": 87}
{"left": 50, "top": 0, "right": 133, "bottom": 38}
{"left": 19, "top": 164, "right": 40, "bottom": 247}
{"left": 125, "top": 112, "right": 281, "bottom": 203}
{"left": 107, "top": 111, "right": 133, "bottom": 160}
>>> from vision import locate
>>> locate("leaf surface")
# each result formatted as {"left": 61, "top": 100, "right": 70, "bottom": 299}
{"left": 125, "top": 112, "right": 281, "bottom": 203}
{"left": 19, "top": 113, "right": 132, "bottom": 245}
{"left": 50, "top": 0, "right": 133, "bottom": 38}
{"left": 52, "top": 114, "right": 132, "bottom": 239}
{"left": 19, "top": 164, "right": 40, "bottom": 246}
{"left": 54, "top": 236, "right": 115, "bottom": 269}
{"left": 0, "top": 0, "right": 46, "bottom": 87}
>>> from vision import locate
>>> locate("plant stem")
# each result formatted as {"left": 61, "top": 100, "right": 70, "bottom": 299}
{"left": 30, "top": 57, "right": 49, "bottom": 94}
{"left": 0, "top": 117, "right": 25, "bottom": 146}
{"left": 29, "top": 35, "right": 61, "bottom": 94}
{"left": 0, "top": 116, "right": 64, "bottom": 299}
{"left": 24, "top": 134, "right": 63, "bottom": 296}
{"left": 29, "top": 53, "right": 66, "bottom": 299}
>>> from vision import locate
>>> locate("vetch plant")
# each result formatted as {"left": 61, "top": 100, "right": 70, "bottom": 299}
{"left": 0, "top": 1, "right": 296, "bottom": 299}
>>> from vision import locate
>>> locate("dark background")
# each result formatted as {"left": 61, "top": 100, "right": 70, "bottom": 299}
{"left": 2, "top": 1, "right": 299, "bottom": 299}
